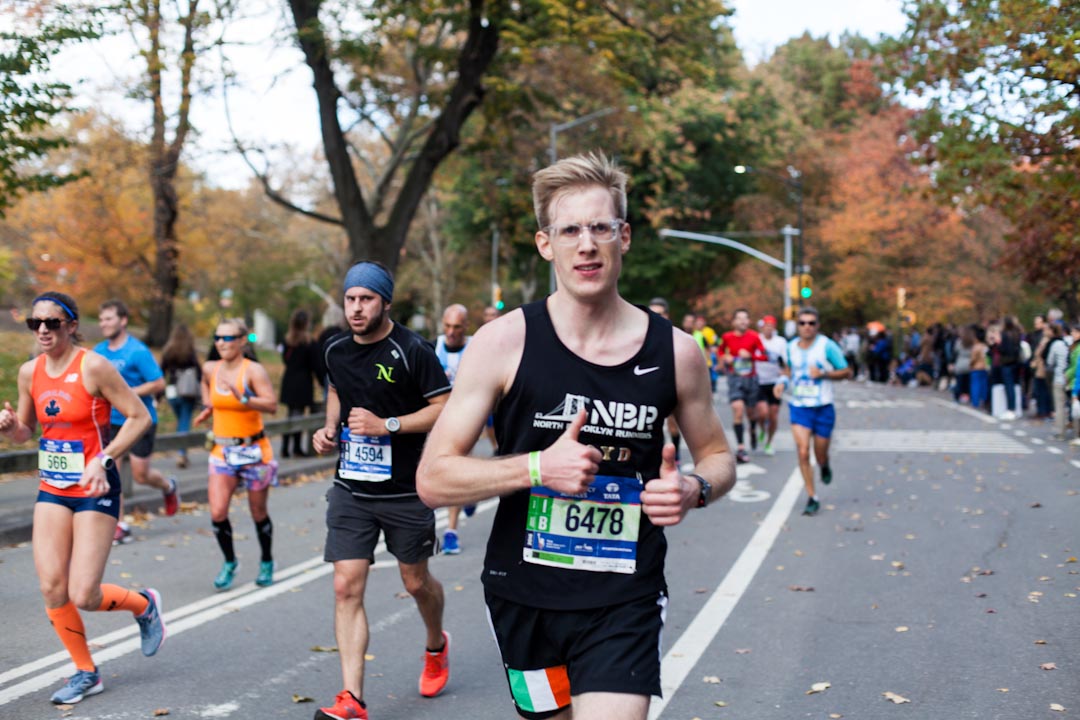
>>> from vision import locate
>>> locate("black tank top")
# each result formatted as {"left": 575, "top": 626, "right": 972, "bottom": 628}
{"left": 484, "top": 300, "right": 677, "bottom": 609}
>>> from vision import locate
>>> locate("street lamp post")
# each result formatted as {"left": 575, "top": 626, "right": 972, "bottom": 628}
{"left": 546, "top": 106, "right": 625, "bottom": 293}
{"left": 734, "top": 162, "right": 805, "bottom": 288}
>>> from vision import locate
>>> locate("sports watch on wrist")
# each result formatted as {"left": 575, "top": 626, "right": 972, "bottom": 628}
{"left": 689, "top": 473, "right": 711, "bottom": 508}
{"left": 96, "top": 452, "right": 116, "bottom": 471}
{"left": 384, "top": 417, "right": 401, "bottom": 434}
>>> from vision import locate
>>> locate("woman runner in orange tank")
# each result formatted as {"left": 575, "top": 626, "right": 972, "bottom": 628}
{"left": 194, "top": 318, "right": 279, "bottom": 590}
{"left": 0, "top": 291, "right": 168, "bottom": 706}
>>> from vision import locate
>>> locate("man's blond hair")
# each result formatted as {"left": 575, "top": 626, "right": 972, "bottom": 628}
{"left": 532, "top": 151, "right": 628, "bottom": 230}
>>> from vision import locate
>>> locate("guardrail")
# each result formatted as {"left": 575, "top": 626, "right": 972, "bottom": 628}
{"left": 0, "top": 413, "right": 328, "bottom": 476}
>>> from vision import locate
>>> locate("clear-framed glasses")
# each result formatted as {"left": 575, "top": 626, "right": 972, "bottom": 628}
{"left": 542, "top": 218, "right": 624, "bottom": 246}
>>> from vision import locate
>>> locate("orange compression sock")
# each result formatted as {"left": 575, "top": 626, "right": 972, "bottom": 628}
{"left": 97, "top": 584, "right": 149, "bottom": 615}
{"left": 45, "top": 602, "right": 96, "bottom": 672}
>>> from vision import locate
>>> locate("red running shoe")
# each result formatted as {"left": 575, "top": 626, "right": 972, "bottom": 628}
{"left": 314, "top": 690, "right": 367, "bottom": 720}
{"left": 163, "top": 477, "right": 180, "bottom": 517}
{"left": 419, "top": 630, "right": 450, "bottom": 698}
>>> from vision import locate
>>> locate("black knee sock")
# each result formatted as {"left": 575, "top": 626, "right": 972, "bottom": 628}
{"left": 255, "top": 517, "right": 273, "bottom": 562}
{"left": 734, "top": 422, "right": 744, "bottom": 445}
{"left": 213, "top": 519, "right": 235, "bottom": 563}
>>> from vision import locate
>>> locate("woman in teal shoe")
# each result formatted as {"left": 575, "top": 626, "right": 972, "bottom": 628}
{"left": 194, "top": 319, "right": 279, "bottom": 590}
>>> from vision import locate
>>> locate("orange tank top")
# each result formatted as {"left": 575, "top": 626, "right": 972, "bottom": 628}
{"left": 33, "top": 348, "right": 111, "bottom": 497}
{"left": 210, "top": 360, "right": 272, "bottom": 462}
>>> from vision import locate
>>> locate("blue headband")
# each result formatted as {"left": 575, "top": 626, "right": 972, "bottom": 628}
{"left": 33, "top": 296, "right": 77, "bottom": 320}
{"left": 344, "top": 262, "right": 394, "bottom": 303}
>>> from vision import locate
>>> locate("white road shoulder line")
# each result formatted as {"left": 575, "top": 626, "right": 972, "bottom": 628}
{"left": 931, "top": 398, "right": 997, "bottom": 424}
{"left": 648, "top": 466, "right": 803, "bottom": 720}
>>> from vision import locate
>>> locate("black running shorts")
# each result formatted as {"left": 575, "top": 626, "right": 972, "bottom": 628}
{"left": 485, "top": 589, "right": 667, "bottom": 719}
{"left": 324, "top": 484, "right": 436, "bottom": 565}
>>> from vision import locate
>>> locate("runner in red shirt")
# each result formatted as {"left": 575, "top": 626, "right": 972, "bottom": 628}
{"left": 718, "top": 308, "right": 768, "bottom": 463}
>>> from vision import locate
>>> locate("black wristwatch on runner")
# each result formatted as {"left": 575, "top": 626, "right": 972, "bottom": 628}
{"left": 689, "top": 474, "right": 711, "bottom": 508}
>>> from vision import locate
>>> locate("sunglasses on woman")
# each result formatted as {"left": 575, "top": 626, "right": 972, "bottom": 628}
{"left": 26, "top": 318, "right": 67, "bottom": 331}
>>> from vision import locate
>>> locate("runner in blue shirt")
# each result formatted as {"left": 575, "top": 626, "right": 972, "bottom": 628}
{"left": 774, "top": 306, "right": 851, "bottom": 515}
{"left": 95, "top": 300, "right": 180, "bottom": 542}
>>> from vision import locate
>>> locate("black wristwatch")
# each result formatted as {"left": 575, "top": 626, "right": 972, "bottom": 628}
{"left": 688, "top": 473, "right": 711, "bottom": 508}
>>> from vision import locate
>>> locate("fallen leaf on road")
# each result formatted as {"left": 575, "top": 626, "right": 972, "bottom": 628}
{"left": 310, "top": 646, "right": 338, "bottom": 653}
{"left": 714, "top": 700, "right": 728, "bottom": 707}
{"left": 788, "top": 585, "right": 814, "bottom": 592}
{"left": 870, "top": 554, "right": 885, "bottom": 561}
{"left": 1035, "top": 640, "right": 1048, "bottom": 645}
{"left": 891, "top": 561, "right": 905, "bottom": 570}
{"left": 883, "top": 691, "right": 911, "bottom": 704}
{"left": 1051, "top": 704, "right": 1066, "bottom": 712}
{"left": 735, "top": 648, "right": 751, "bottom": 654}
{"left": 1030, "top": 502, "right": 1042, "bottom": 508}
{"left": 1039, "top": 576, "right": 1052, "bottom": 582}
{"left": 997, "top": 688, "right": 1009, "bottom": 692}
{"left": 895, "top": 626, "right": 909, "bottom": 632}
{"left": 395, "top": 591, "right": 410, "bottom": 599}
{"left": 703, "top": 675, "right": 722, "bottom": 684}
{"left": 1067, "top": 557, "right": 1077, "bottom": 564}
{"left": 904, "top": 534, "right": 916, "bottom": 540}
{"left": 291, "top": 695, "right": 313, "bottom": 703}
{"left": 1041, "top": 663, "right": 1057, "bottom": 671}
{"left": 55, "top": 704, "right": 73, "bottom": 711}
{"left": 806, "top": 682, "right": 831, "bottom": 695}
{"left": 694, "top": 587, "right": 708, "bottom": 594}
{"left": 155, "top": 555, "right": 166, "bottom": 562}
{"left": 365, "top": 654, "right": 375, "bottom": 661}
{"left": 976, "top": 592, "right": 988, "bottom": 598}
{"left": 829, "top": 714, "right": 843, "bottom": 719}
{"left": 454, "top": 585, "right": 464, "bottom": 591}
{"left": 153, "top": 708, "right": 170, "bottom": 716}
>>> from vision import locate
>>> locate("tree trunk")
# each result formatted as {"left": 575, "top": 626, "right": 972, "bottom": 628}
{"left": 147, "top": 161, "right": 180, "bottom": 346}
{"left": 287, "top": 0, "right": 501, "bottom": 276}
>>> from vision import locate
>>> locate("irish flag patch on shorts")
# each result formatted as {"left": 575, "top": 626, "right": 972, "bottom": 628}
{"left": 508, "top": 665, "right": 571, "bottom": 713}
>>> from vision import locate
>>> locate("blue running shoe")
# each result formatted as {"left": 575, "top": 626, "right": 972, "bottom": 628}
{"left": 214, "top": 560, "right": 238, "bottom": 590}
{"left": 256, "top": 560, "right": 274, "bottom": 587}
{"left": 463, "top": 504, "right": 477, "bottom": 518}
{"left": 51, "top": 667, "right": 103, "bottom": 704}
{"left": 802, "top": 497, "right": 821, "bottom": 516}
{"left": 442, "top": 530, "right": 460, "bottom": 555}
{"left": 136, "top": 588, "right": 167, "bottom": 656}
{"left": 821, "top": 465, "right": 833, "bottom": 485}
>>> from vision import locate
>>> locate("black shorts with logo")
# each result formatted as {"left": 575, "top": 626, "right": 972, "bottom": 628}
{"left": 324, "top": 484, "right": 436, "bottom": 565}
{"left": 485, "top": 589, "right": 667, "bottom": 719}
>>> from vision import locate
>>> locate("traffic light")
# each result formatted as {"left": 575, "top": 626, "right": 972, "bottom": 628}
{"left": 783, "top": 305, "right": 797, "bottom": 321}
{"left": 787, "top": 276, "right": 800, "bottom": 301}
{"left": 493, "top": 284, "right": 505, "bottom": 311}
{"left": 799, "top": 274, "right": 812, "bottom": 300}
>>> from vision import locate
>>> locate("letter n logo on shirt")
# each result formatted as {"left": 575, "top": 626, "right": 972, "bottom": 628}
{"left": 375, "top": 364, "right": 395, "bottom": 383}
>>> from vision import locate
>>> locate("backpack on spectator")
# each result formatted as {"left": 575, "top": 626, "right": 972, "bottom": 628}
{"left": 176, "top": 367, "right": 200, "bottom": 398}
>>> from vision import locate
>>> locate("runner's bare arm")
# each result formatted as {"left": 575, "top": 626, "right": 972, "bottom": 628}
{"left": 642, "top": 329, "right": 735, "bottom": 524}
{"left": 242, "top": 362, "right": 278, "bottom": 414}
{"left": 417, "top": 311, "right": 541, "bottom": 508}
{"left": 193, "top": 360, "right": 216, "bottom": 425}
{"left": 0, "top": 361, "right": 38, "bottom": 443}
{"left": 312, "top": 386, "right": 341, "bottom": 454}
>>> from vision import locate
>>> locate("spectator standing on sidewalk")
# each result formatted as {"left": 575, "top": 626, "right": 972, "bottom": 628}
{"left": 1045, "top": 323, "right": 1069, "bottom": 440}
{"left": 1031, "top": 321, "right": 1054, "bottom": 419}
{"left": 968, "top": 325, "right": 990, "bottom": 411}
{"left": 280, "top": 309, "right": 318, "bottom": 458}
{"left": 160, "top": 323, "right": 202, "bottom": 469}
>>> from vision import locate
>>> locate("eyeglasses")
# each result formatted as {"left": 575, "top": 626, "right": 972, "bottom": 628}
{"left": 542, "top": 218, "right": 624, "bottom": 246}
{"left": 798, "top": 320, "right": 818, "bottom": 326}
{"left": 26, "top": 318, "right": 66, "bottom": 331}
{"left": 214, "top": 334, "right": 239, "bottom": 342}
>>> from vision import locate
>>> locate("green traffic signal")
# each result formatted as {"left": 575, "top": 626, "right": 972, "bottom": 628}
{"left": 495, "top": 300, "right": 506, "bottom": 310}
{"left": 800, "top": 286, "right": 812, "bottom": 299}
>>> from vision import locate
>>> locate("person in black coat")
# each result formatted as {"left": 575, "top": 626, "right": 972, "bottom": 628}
{"left": 279, "top": 309, "right": 318, "bottom": 457}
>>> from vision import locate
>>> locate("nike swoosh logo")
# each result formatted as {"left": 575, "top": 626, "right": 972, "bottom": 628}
{"left": 634, "top": 365, "right": 659, "bottom": 376}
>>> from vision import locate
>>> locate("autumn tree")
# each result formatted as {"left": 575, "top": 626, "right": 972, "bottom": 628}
{"left": 0, "top": 1, "right": 100, "bottom": 217}
{"left": 271, "top": 0, "right": 737, "bottom": 286}
{"left": 885, "top": 0, "right": 1080, "bottom": 317}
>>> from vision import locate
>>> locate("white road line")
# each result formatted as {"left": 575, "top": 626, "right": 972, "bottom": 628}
{"left": 932, "top": 398, "right": 997, "bottom": 424}
{"left": 1047, "top": 447, "right": 1063, "bottom": 455}
{"left": 0, "top": 500, "right": 498, "bottom": 706}
{"left": 1031, "top": 438, "right": 1045, "bottom": 445}
{"left": 649, "top": 466, "right": 802, "bottom": 720}
{"left": 1071, "top": 460, "right": 1080, "bottom": 470}
{"left": 1014, "top": 430, "right": 1027, "bottom": 437}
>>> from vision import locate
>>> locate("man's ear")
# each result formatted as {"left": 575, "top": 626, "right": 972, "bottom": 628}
{"left": 536, "top": 230, "right": 553, "bottom": 261}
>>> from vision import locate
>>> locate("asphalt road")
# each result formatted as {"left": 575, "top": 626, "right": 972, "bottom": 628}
{"left": 1, "top": 380, "right": 1077, "bottom": 719}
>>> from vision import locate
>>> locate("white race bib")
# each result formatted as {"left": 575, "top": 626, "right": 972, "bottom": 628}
{"left": 224, "top": 443, "right": 263, "bottom": 467}
{"left": 523, "top": 475, "right": 641, "bottom": 574}
{"left": 39, "top": 438, "right": 85, "bottom": 489}
{"left": 339, "top": 428, "right": 392, "bottom": 482}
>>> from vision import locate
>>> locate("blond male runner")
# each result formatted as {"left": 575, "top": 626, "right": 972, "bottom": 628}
{"left": 418, "top": 152, "right": 735, "bottom": 720}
